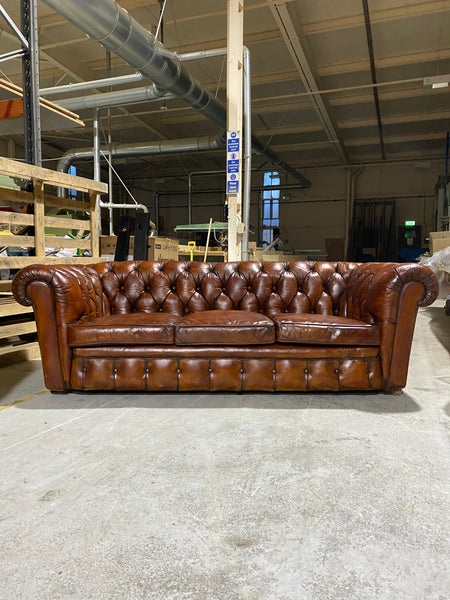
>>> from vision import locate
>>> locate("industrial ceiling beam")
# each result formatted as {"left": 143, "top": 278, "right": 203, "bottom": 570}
{"left": 362, "top": 0, "right": 385, "bottom": 161}
{"left": 37, "top": 1, "right": 290, "bottom": 29}
{"left": 40, "top": 0, "right": 310, "bottom": 187}
{"left": 268, "top": 1, "right": 348, "bottom": 165}
{"left": 303, "top": 1, "right": 449, "bottom": 36}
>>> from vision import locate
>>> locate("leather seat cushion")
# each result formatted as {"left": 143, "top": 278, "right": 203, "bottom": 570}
{"left": 68, "top": 312, "right": 179, "bottom": 347}
{"left": 272, "top": 313, "right": 380, "bottom": 346}
{"left": 175, "top": 310, "right": 275, "bottom": 345}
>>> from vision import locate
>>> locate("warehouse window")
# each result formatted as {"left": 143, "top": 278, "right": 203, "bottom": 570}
{"left": 68, "top": 165, "right": 77, "bottom": 200}
{"left": 262, "top": 171, "right": 280, "bottom": 246}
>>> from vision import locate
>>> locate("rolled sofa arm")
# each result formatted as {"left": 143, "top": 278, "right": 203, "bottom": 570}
{"left": 12, "top": 264, "right": 106, "bottom": 391}
{"left": 345, "top": 262, "right": 439, "bottom": 390}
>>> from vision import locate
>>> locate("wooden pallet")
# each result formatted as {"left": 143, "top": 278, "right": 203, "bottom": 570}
{"left": 0, "top": 294, "right": 39, "bottom": 367}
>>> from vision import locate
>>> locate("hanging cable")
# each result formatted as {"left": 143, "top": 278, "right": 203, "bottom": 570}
{"left": 155, "top": 0, "right": 168, "bottom": 41}
{"left": 215, "top": 56, "right": 226, "bottom": 99}
{"left": 100, "top": 150, "right": 140, "bottom": 206}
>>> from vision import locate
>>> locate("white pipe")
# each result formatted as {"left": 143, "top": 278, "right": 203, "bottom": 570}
{"left": 56, "top": 85, "right": 173, "bottom": 111}
{"left": 99, "top": 201, "right": 148, "bottom": 213}
{"left": 93, "top": 108, "right": 102, "bottom": 234}
{"left": 40, "top": 72, "right": 144, "bottom": 96}
{"left": 242, "top": 47, "right": 252, "bottom": 261}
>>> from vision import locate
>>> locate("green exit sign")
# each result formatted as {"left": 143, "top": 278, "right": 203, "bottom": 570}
{"left": 405, "top": 220, "right": 416, "bottom": 226}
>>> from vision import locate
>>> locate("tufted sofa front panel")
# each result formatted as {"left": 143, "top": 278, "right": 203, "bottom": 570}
{"left": 91, "top": 260, "right": 358, "bottom": 317}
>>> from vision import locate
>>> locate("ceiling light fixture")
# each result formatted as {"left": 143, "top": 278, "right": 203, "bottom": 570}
{"left": 423, "top": 74, "right": 450, "bottom": 89}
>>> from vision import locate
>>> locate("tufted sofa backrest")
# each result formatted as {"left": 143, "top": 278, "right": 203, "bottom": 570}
{"left": 90, "top": 260, "right": 359, "bottom": 317}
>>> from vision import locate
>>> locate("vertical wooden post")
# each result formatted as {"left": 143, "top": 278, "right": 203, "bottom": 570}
{"left": 33, "top": 179, "right": 45, "bottom": 257}
{"left": 89, "top": 190, "right": 100, "bottom": 258}
{"left": 226, "top": 0, "right": 244, "bottom": 262}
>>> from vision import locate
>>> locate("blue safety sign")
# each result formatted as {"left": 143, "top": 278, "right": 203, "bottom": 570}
{"left": 227, "top": 180, "right": 239, "bottom": 193}
{"left": 227, "top": 160, "right": 239, "bottom": 173}
{"left": 227, "top": 131, "right": 240, "bottom": 194}
{"left": 227, "top": 131, "right": 240, "bottom": 152}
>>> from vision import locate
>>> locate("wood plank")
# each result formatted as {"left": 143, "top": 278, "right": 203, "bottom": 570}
{"left": 0, "top": 211, "right": 34, "bottom": 227}
{"left": 0, "top": 297, "right": 33, "bottom": 317}
{"left": 44, "top": 215, "right": 90, "bottom": 231}
{"left": 2, "top": 235, "right": 91, "bottom": 250}
{"left": 0, "top": 157, "right": 108, "bottom": 194}
{"left": 0, "top": 186, "right": 91, "bottom": 212}
{"left": 44, "top": 237, "right": 91, "bottom": 250}
{"left": 0, "top": 281, "right": 12, "bottom": 292}
{"left": 33, "top": 181, "right": 45, "bottom": 257}
{"left": 0, "top": 98, "right": 23, "bottom": 120}
{"left": 0, "top": 256, "right": 109, "bottom": 268}
{"left": 0, "top": 320, "right": 36, "bottom": 339}
{"left": 43, "top": 195, "right": 91, "bottom": 212}
{"left": 0, "top": 341, "right": 40, "bottom": 367}
{"left": 89, "top": 190, "right": 100, "bottom": 257}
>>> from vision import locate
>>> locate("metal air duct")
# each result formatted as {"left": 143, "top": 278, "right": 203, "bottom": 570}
{"left": 57, "top": 133, "right": 226, "bottom": 173}
{"left": 41, "top": 0, "right": 310, "bottom": 187}
{"left": 56, "top": 85, "right": 173, "bottom": 111}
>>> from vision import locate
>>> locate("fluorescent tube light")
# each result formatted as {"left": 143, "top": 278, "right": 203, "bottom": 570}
{"left": 423, "top": 74, "right": 450, "bottom": 88}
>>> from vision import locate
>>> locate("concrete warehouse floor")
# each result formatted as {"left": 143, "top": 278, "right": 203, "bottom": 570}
{"left": 0, "top": 301, "right": 449, "bottom": 600}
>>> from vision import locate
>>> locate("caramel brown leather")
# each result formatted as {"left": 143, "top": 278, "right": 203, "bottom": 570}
{"left": 175, "top": 310, "right": 275, "bottom": 345}
{"left": 68, "top": 312, "right": 178, "bottom": 347}
{"left": 12, "top": 260, "right": 439, "bottom": 393}
{"left": 271, "top": 313, "right": 380, "bottom": 346}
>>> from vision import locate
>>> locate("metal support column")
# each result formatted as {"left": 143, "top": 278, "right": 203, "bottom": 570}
{"left": 21, "top": 0, "right": 42, "bottom": 166}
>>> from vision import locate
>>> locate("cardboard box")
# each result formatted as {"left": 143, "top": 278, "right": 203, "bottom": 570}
{"left": 429, "top": 231, "right": 450, "bottom": 254}
{"left": 100, "top": 236, "right": 178, "bottom": 260}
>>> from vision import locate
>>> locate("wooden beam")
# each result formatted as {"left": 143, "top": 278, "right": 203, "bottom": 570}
{"left": 0, "top": 321, "right": 36, "bottom": 339}
{"left": 0, "top": 157, "right": 108, "bottom": 194}
{"left": 226, "top": 0, "right": 244, "bottom": 262}
{"left": 0, "top": 256, "right": 108, "bottom": 268}
{"left": 0, "top": 99, "right": 23, "bottom": 121}
{"left": 33, "top": 181, "right": 45, "bottom": 257}
{"left": 89, "top": 191, "right": 100, "bottom": 258}
{"left": 0, "top": 212, "right": 34, "bottom": 227}
{"left": 44, "top": 216, "right": 91, "bottom": 231}
{"left": 3, "top": 236, "right": 91, "bottom": 250}
{"left": 0, "top": 186, "right": 93, "bottom": 212}
{"left": 0, "top": 342, "right": 41, "bottom": 367}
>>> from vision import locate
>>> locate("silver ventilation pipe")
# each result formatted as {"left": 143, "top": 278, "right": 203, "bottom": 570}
{"left": 56, "top": 84, "right": 174, "bottom": 111}
{"left": 40, "top": 72, "right": 144, "bottom": 96}
{"left": 57, "top": 133, "right": 226, "bottom": 173}
{"left": 41, "top": 0, "right": 310, "bottom": 188}
{"left": 41, "top": 0, "right": 226, "bottom": 127}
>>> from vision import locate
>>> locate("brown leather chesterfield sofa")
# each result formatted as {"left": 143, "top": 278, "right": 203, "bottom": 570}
{"left": 12, "top": 260, "right": 438, "bottom": 394}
